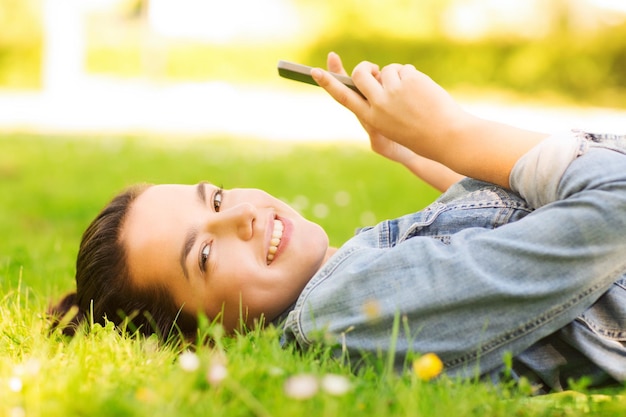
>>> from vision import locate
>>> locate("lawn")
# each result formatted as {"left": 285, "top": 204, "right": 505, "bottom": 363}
{"left": 1, "top": 134, "right": 624, "bottom": 416}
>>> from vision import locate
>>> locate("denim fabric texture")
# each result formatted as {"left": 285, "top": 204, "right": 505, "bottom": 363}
{"left": 281, "top": 130, "right": 626, "bottom": 391}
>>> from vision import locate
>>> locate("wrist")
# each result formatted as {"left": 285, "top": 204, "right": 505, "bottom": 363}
{"left": 435, "top": 115, "right": 548, "bottom": 189}
{"left": 429, "top": 110, "right": 478, "bottom": 168}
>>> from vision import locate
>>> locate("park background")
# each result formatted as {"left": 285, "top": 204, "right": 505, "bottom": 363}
{"left": 1, "top": 0, "right": 625, "bottom": 138}
{"left": 1, "top": 1, "right": 626, "bottom": 416}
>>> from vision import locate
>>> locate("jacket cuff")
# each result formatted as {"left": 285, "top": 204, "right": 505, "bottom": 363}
{"left": 509, "top": 131, "right": 586, "bottom": 208}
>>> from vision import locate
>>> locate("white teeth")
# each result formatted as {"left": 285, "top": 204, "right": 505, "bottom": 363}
{"left": 267, "top": 219, "right": 283, "bottom": 265}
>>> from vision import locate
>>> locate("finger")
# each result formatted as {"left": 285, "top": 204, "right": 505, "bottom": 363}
{"left": 351, "top": 61, "right": 384, "bottom": 100}
{"left": 380, "top": 63, "right": 404, "bottom": 90}
{"left": 311, "top": 67, "right": 369, "bottom": 114}
{"left": 401, "top": 63, "right": 416, "bottom": 74}
{"left": 398, "top": 64, "right": 418, "bottom": 81}
{"left": 327, "top": 51, "right": 348, "bottom": 76}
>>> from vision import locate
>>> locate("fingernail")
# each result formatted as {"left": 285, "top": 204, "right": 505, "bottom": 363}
{"left": 311, "top": 68, "right": 322, "bottom": 81}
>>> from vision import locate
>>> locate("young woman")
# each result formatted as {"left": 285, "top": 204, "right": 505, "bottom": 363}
{"left": 51, "top": 53, "right": 626, "bottom": 392}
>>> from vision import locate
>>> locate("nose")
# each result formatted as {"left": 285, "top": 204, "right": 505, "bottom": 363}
{"left": 206, "top": 202, "right": 256, "bottom": 240}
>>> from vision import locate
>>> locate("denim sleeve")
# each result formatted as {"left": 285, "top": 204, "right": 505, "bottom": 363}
{"left": 283, "top": 132, "right": 626, "bottom": 379}
{"left": 510, "top": 131, "right": 587, "bottom": 208}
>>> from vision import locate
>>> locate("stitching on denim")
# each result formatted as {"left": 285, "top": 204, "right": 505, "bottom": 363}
{"left": 583, "top": 132, "right": 626, "bottom": 142}
{"left": 398, "top": 199, "right": 532, "bottom": 243}
{"left": 580, "top": 131, "right": 626, "bottom": 156}
{"left": 443, "top": 279, "right": 607, "bottom": 369}
{"left": 577, "top": 316, "right": 626, "bottom": 341}
{"left": 614, "top": 277, "right": 626, "bottom": 290}
{"left": 379, "top": 219, "right": 391, "bottom": 248}
{"left": 398, "top": 203, "right": 447, "bottom": 241}
{"left": 431, "top": 235, "right": 451, "bottom": 245}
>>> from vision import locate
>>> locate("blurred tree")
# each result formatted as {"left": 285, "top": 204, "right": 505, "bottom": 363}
{"left": 0, "top": 0, "right": 42, "bottom": 87}
{"left": 293, "top": 0, "right": 452, "bottom": 40}
{"left": 119, "top": 0, "right": 149, "bottom": 19}
{"left": 301, "top": 0, "right": 625, "bottom": 108}
{"left": 0, "top": 0, "right": 42, "bottom": 45}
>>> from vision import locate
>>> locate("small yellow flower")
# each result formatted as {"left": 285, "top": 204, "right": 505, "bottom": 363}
{"left": 412, "top": 353, "right": 443, "bottom": 381}
{"left": 362, "top": 299, "right": 381, "bottom": 321}
{"left": 135, "top": 387, "right": 157, "bottom": 403}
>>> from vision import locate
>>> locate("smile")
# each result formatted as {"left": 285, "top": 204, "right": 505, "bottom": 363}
{"left": 267, "top": 219, "right": 284, "bottom": 265}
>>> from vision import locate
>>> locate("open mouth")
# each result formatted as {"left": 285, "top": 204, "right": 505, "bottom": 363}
{"left": 267, "top": 218, "right": 284, "bottom": 265}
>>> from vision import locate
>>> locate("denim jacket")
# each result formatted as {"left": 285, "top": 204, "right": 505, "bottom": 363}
{"left": 281, "top": 130, "right": 626, "bottom": 392}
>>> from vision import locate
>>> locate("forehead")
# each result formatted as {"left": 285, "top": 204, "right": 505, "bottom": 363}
{"left": 125, "top": 184, "right": 189, "bottom": 227}
{"left": 121, "top": 184, "right": 197, "bottom": 288}
{"left": 137, "top": 184, "right": 195, "bottom": 205}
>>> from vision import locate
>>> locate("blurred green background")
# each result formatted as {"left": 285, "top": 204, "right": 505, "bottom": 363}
{"left": 0, "top": 134, "right": 441, "bottom": 295}
{"left": 2, "top": 0, "right": 625, "bottom": 107}
{"left": 1, "top": 5, "right": 625, "bottom": 415}
{"left": 1, "top": 0, "right": 625, "bottom": 296}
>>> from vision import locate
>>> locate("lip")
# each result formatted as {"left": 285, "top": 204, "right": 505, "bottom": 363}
{"left": 266, "top": 214, "right": 291, "bottom": 265}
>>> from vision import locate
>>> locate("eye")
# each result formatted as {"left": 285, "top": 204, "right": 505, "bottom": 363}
{"left": 213, "top": 188, "right": 223, "bottom": 212}
{"left": 199, "top": 243, "right": 211, "bottom": 272}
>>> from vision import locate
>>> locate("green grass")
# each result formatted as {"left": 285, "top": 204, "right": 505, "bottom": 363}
{"left": 1, "top": 134, "right": 625, "bottom": 416}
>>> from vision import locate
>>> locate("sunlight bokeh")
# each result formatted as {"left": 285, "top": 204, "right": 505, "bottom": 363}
{"left": 0, "top": 0, "right": 624, "bottom": 139}
{"left": 590, "top": 0, "right": 626, "bottom": 12}
{"left": 148, "top": 0, "right": 301, "bottom": 43}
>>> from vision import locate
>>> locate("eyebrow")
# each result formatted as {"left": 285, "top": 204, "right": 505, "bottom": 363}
{"left": 179, "top": 182, "right": 208, "bottom": 280}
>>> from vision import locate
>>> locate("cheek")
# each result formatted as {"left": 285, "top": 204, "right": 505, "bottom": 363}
{"left": 209, "top": 263, "right": 295, "bottom": 324}
{"left": 203, "top": 265, "right": 251, "bottom": 314}
{"left": 205, "top": 273, "right": 265, "bottom": 330}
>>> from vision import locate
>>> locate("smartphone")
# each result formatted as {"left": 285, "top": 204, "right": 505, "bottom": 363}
{"left": 277, "top": 60, "right": 363, "bottom": 97}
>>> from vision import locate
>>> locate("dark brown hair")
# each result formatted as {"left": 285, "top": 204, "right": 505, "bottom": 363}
{"left": 49, "top": 185, "right": 197, "bottom": 340}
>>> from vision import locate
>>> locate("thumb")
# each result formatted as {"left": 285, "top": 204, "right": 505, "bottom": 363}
{"left": 311, "top": 68, "right": 369, "bottom": 115}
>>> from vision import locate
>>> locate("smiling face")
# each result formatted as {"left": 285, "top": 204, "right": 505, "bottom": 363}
{"left": 120, "top": 183, "right": 331, "bottom": 331}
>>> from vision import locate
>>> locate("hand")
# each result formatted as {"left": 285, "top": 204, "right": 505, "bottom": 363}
{"left": 317, "top": 55, "right": 468, "bottom": 161}
{"left": 313, "top": 54, "right": 547, "bottom": 189}
{"left": 326, "top": 53, "right": 415, "bottom": 166}
{"left": 325, "top": 52, "right": 463, "bottom": 192}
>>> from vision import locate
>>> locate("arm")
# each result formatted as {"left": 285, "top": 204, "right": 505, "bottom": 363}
{"left": 400, "top": 153, "right": 465, "bottom": 193}
{"left": 314, "top": 56, "right": 548, "bottom": 189}
{"left": 284, "top": 134, "right": 626, "bottom": 377}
